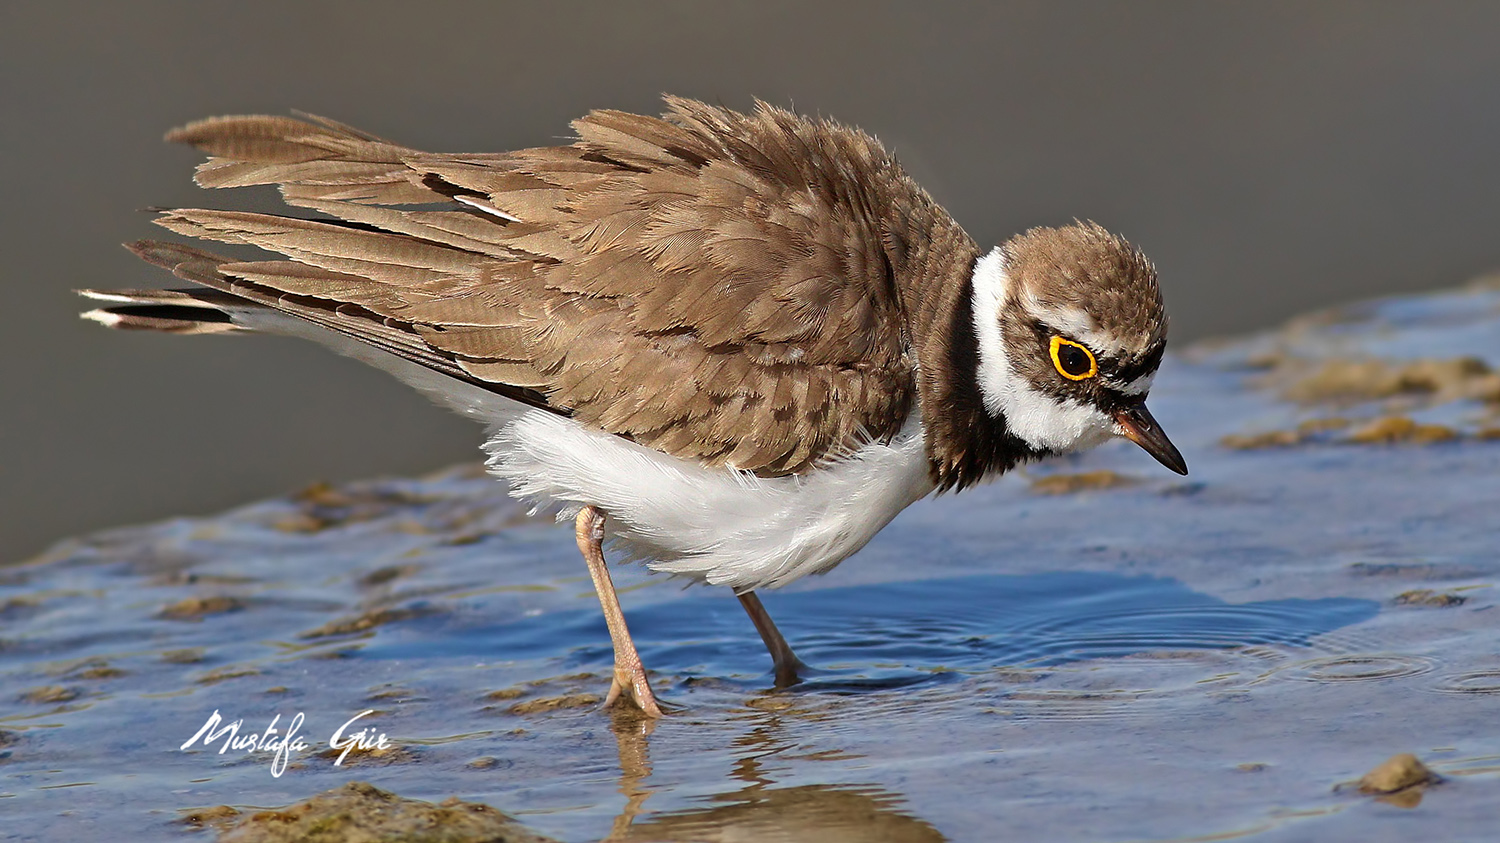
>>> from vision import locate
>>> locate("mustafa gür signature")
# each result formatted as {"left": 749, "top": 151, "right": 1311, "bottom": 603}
{"left": 180, "top": 709, "right": 391, "bottom": 777}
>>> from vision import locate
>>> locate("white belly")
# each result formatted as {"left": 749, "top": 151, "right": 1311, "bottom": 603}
{"left": 222, "top": 308, "right": 934, "bottom": 590}
{"left": 484, "top": 410, "right": 935, "bottom": 590}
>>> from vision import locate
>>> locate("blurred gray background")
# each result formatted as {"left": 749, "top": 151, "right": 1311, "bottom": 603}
{"left": 3, "top": 1, "right": 1499, "bottom": 564}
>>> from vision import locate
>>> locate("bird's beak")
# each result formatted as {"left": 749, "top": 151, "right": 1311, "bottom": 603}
{"left": 1113, "top": 401, "right": 1188, "bottom": 475}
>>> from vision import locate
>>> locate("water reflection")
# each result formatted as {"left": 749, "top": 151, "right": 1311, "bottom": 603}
{"left": 602, "top": 711, "right": 946, "bottom": 842}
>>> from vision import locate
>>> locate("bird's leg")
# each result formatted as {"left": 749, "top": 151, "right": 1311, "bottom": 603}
{"left": 736, "top": 590, "right": 807, "bottom": 688}
{"left": 575, "top": 505, "right": 664, "bottom": 718}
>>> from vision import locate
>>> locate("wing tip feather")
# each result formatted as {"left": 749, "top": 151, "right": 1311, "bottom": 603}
{"left": 79, "top": 306, "right": 243, "bottom": 335}
{"left": 123, "top": 238, "right": 230, "bottom": 269}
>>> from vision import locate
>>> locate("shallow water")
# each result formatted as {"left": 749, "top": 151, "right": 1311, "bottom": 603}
{"left": 4, "top": 284, "right": 1499, "bottom": 841}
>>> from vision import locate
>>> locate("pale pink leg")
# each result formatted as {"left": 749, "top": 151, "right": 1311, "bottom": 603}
{"left": 575, "top": 505, "right": 664, "bottom": 718}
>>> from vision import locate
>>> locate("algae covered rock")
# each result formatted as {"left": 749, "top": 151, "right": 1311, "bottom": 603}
{"left": 217, "top": 781, "right": 557, "bottom": 843}
{"left": 1357, "top": 753, "right": 1441, "bottom": 795}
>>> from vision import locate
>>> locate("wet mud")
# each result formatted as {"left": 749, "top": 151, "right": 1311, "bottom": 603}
{"left": 4, "top": 282, "right": 1499, "bottom": 840}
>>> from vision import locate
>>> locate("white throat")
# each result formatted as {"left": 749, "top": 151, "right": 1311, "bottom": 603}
{"left": 969, "top": 247, "right": 1115, "bottom": 454}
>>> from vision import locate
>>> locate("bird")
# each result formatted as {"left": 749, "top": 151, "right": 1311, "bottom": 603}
{"left": 80, "top": 96, "right": 1186, "bottom": 718}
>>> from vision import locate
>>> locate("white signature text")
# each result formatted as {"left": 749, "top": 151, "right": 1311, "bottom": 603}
{"left": 180, "top": 709, "right": 390, "bottom": 777}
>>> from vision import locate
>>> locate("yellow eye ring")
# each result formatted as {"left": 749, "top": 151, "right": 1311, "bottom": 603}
{"left": 1050, "top": 336, "right": 1098, "bottom": 380}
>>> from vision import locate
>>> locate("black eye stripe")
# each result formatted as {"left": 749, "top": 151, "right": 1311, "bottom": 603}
{"left": 1108, "top": 342, "right": 1166, "bottom": 383}
{"left": 1094, "top": 340, "right": 1165, "bottom": 380}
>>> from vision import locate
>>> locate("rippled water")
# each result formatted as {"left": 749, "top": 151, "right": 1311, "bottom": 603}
{"left": 4, "top": 284, "right": 1499, "bottom": 841}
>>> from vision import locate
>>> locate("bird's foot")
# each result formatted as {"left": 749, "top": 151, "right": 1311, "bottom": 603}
{"left": 602, "top": 663, "right": 669, "bottom": 718}
{"left": 771, "top": 655, "right": 809, "bottom": 690}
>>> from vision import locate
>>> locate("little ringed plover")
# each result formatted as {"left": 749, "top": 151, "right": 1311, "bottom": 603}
{"left": 81, "top": 96, "right": 1186, "bottom": 717}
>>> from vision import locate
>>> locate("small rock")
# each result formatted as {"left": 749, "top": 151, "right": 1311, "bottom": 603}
{"left": 1220, "top": 429, "right": 1305, "bottom": 450}
{"left": 366, "top": 686, "right": 419, "bottom": 701}
{"left": 359, "top": 564, "right": 421, "bottom": 587}
{"left": 1358, "top": 752, "right": 1441, "bottom": 794}
{"left": 1296, "top": 417, "right": 1352, "bottom": 433}
{"left": 1394, "top": 589, "right": 1467, "bottom": 607}
{"left": 1028, "top": 470, "right": 1136, "bottom": 495}
{"left": 1346, "top": 416, "right": 1457, "bottom": 445}
{"left": 20, "top": 685, "right": 78, "bottom": 704}
{"left": 506, "top": 694, "right": 601, "bottom": 715}
{"left": 744, "top": 695, "right": 799, "bottom": 713}
{"left": 299, "top": 606, "right": 430, "bottom": 639}
{"left": 161, "top": 647, "right": 207, "bottom": 663}
{"left": 177, "top": 804, "right": 241, "bottom": 831}
{"left": 443, "top": 533, "right": 487, "bottom": 546}
{"left": 158, "top": 595, "right": 245, "bottom": 620}
{"left": 54, "top": 658, "right": 127, "bottom": 680}
{"left": 195, "top": 666, "right": 261, "bottom": 685}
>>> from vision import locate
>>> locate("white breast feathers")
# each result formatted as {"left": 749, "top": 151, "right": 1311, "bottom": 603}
{"left": 484, "top": 410, "right": 936, "bottom": 591}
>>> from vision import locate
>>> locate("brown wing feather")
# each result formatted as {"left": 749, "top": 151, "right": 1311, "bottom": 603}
{"left": 144, "top": 99, "right": 942, "bottom": 475}
{"left": 122, "top": 241, "right": 553, "bottom": 410}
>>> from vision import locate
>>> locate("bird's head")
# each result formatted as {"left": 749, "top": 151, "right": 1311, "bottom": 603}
{"left": 970, "top": 222, "right": 1186, "bottom": 474}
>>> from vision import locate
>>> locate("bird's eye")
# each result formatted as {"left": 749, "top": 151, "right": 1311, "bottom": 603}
{"left": 1049, "top": 336, "right": 1097, "bottom": 380}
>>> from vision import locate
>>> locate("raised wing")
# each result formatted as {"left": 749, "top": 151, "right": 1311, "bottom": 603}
{"left": 147, "top": 98, "right": 918, "bottom": 475}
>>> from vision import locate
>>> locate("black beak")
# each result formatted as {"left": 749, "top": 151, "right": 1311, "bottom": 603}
{"left": 1113, "top": 401, "right": 1188, "bottom": 475}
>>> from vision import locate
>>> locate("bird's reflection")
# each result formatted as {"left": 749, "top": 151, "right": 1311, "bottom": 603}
{"left": 601, "top": 706, "right": 947, "bottom": 842}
